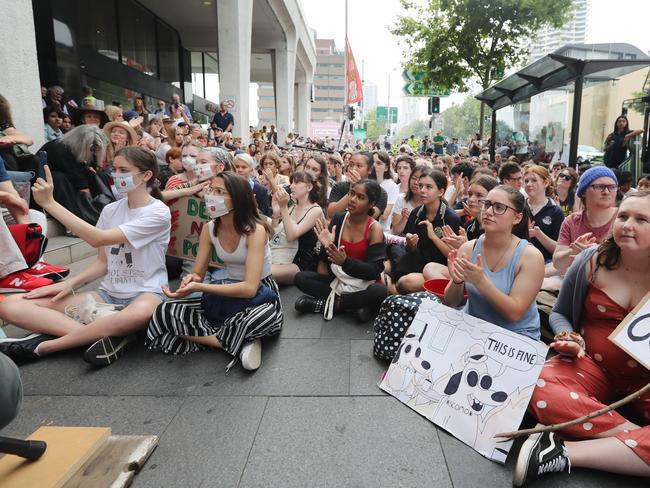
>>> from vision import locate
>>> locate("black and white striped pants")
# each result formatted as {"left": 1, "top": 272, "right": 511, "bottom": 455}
{"left": 146, "top": 276, "right": 283, "bottom": 356}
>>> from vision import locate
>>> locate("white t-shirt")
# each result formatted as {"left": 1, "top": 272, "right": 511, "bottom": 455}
{"left": 392, "top": 193, "right": 416, "bottom": 217}
{"left": 380, "top": 179, "right": 400, "bottom": 231}
{"left": 96, "top": 198, "right": 171, "bottom": 298}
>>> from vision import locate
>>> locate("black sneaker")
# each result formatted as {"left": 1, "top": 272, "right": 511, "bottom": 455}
{"left": 513, "top": 431, "right": 571, "bottom": 487}
{"left": 0, "top": 333, "right": 53, "bottom": 362}
{"left": 294, "top": 295, "right": 325, "bottom": 314}
{"left": 83, "top": 335, "right": 136, "bottom": 366}
{"left": 353, "top": 307, "right": 374, "bottom": 323}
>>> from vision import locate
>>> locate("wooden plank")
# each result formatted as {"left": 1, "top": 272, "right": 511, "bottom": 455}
{"left": 63, "top": 435, "right": 159, "bottom": 488}
{"left": 0, "top": 426, "right": 111, "bottom": 488}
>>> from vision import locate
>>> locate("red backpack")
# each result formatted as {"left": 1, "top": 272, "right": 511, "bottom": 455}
{"left": 8, "top": 223, "right": 48, "bottom": 267}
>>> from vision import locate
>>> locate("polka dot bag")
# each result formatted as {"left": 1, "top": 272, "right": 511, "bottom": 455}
{"left": 373, "top": 292, "right": 436, "bottom": 361}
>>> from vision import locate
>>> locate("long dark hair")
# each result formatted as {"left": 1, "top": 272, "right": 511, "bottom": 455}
{"left": 290, "top": 171, "right": 319, "bottom": 205}
{"left": 0, "top": 94, "right": 14, "bottom": 127}
{"left": 212, "top": 171, "right": 271, "bottom": 237}
{"left": 596, "top": 190, "right": 650, "bottom": 270}
{"left": 419, "top": 168, "right": 448, "bottom": 199}
{"left": 613, "top": 115, "right": 629, "bottom": 134}
{"left": 114, "top": 146, "right": 163, "bottom": 200}
{"left": 353, "top": 179, "right": 381, "bottom": 209}
{"left": 405, "top": 164, "right": 428, "bottom": 202}
{"left": 306, "top": 154, "right": 329, "bottom": 207}
{"left": 370, "top": 150, "right": 393, "bottom": 179}
{"left": 492, "top": 184, "right": 530, "bottom": 240}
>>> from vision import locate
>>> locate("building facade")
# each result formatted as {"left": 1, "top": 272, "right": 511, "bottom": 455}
{"left": 528, "top": 0, "right": 588, "bottom": 62}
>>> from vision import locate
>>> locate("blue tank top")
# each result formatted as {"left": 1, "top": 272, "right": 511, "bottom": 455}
{"left": 463, "top": 235, "right": 540, "bottom": 340}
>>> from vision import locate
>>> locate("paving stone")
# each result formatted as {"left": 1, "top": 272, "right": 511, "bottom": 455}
{"left": 133, "top": 396, "right": 267, "bottom": 488}
{"left": 238, "top": 396, "right": 452, "bottom": 488}
{"left": 2, "top": 395, "right": 184, "bottom": 438}
{"left": 349, "top": 339, "right": 388, "bottom": 396}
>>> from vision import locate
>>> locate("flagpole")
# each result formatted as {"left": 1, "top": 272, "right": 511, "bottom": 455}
{"left": 344, "top": 0, "right": 349, "bottom": 143}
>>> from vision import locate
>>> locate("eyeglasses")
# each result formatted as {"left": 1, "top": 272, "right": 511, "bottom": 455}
{"left": 558, "top": 174, "right": 573, "bottom": 181}
{"left": 589, "top": 184, "right": 617, "bottom": 193}
{"left": 505, "top": 175, "right": 522, "bottom": 182}
{"left": 478, "top": 199, "right": 518, "bottom": 215}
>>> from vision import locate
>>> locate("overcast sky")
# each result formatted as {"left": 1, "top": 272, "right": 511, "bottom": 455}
{"left": 298, "top": 0, "right": 650, "bottom": 118}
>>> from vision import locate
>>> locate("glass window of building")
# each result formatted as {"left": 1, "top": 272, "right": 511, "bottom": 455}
{"left": 157, "top": 19, "right": 180, "bottom": 84}
{"left": 204, "top": 52, "right": 220, "bottom": 103}
{"left": 78, "top": 0, "right": 119, "bottom": 61}
{"left": 119, "top": 0, "right": 157, "bottom": 77}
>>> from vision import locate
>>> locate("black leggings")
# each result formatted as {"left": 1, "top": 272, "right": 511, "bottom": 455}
{"left": 294, "top": 271, "right": 388, "bottom": 312}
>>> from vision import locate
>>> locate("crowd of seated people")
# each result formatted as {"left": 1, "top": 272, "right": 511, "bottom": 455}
{"left": 0, "top": 88, "right": 648, "bottom": 485}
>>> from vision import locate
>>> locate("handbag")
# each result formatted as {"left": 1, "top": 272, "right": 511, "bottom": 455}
{"left": 201, "top": 279, "right": 278, "bottom": 326}
{"left": 7, "top": 223, "right": 47, "bottom": 268}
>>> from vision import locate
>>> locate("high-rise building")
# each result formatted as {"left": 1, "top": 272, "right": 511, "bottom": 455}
{"left": 255, "top": 38, "right": 346, "bottom": 138}
{"left": 528, "top": 0, "right": 588, "bottom": 62}
{"left": 363, "top": 81, "right": 378, "bottom": 112}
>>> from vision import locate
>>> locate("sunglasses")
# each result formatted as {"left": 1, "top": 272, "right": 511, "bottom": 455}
{"left": 558, "top": 174, "right": 573, "bottom": 181}
{"left": 478, "top": 199, "right": 518, "bottom": 215}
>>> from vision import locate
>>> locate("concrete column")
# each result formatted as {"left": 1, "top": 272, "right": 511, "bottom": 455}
{"left": 0, "top": 0, "right": 44, "bottom": 149}
{"left": 295, "top": 81, "right": 311, "bottom": 138}
{"left": 217, "top": 0, "right": 253, "bottom": 143}
{"left": 273, "top": 40, "right": 297, "bottom": 146}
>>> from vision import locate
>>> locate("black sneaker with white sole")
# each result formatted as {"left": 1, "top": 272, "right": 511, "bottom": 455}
{"left": 513, "top": 431, "right": 571, "bottom": 487}
{"left": 83, "top": 335, "right": 136, "bottom": 366}
{"left": 0, "top": 334, "right": 54, "bottom": 362}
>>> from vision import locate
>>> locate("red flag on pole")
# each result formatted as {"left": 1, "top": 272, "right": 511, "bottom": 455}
{"left": 345, "top": 38, "right": 363, "bottom": 105}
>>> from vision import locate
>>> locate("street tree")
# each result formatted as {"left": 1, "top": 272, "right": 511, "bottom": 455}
{"left": 392, "top": 0, "right": 573, "bottom": 136}
{"left": 441, "top": 96, "right": 512, "bottom": 142}
{"left": 396, "top": 119, "right": 430, "bottom": 141}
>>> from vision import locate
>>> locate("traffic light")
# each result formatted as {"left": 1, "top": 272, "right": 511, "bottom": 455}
{"left": 348, "top": 106, "right": 356, "bottom": 120}
{"left": 431, "top": 96, "right": 440, "bottom": 114}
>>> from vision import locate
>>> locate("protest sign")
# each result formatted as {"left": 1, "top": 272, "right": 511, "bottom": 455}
{"left": 609, "top": 291, "right": 650, "bottom": 370}
{"left": 379, "top": 298, "right": 548, "bottom": 463}
{"left": 167, "top": 196, "right": 224, "bottom": 268}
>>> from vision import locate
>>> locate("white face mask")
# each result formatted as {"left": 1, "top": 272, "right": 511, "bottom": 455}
{"left": 112, "top": 172, "right": 140, "bottom": 194}
{"left": 204, "top": 194, "right": 230, "bottom": 219}
{"left": 195, "top": 163, "right": 214, "bottom": 182}
{"left": 182, "top": 156, "right": 197, "bottom": 172}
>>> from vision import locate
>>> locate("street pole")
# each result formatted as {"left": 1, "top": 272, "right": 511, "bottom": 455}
{"left": 387, "top": 73, "right": 391, "bottom": 138}
{"left": 343, "top": 0, "right": 349, "bottom": 145}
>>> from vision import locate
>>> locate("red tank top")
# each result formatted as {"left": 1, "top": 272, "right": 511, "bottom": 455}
{"left": 340, "top": 216, "right": 375, "bottom": 261}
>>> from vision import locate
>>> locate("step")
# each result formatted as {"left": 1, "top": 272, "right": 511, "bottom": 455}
{"left": 46, "top": 217, "right": 66, "bottom": 238}
{"left": 0, "top": 255, "right": 100, "bottom": 337}
{"left": 43, "top": 236, "right": 96, "bottom": 266}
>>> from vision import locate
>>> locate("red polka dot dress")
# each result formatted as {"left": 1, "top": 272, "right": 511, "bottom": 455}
{"left": 529, "top": 284, "right": 650, "bottom": 464}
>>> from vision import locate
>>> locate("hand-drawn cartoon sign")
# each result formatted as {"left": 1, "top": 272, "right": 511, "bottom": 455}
{"left": 609, "top": 292, "right": 650, "bottom": 370}
{"left": 379, "top": 298, "right": 548, "bottom": 463}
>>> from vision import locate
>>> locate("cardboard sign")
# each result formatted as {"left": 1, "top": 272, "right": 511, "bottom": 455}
{"left": 167, "top": 196, "right": 224, "bottom": 268}
{"left": 379, "top": 298, "right": 548, "bottom": 463}
{"left": 609, "top": 291, "right": 650, "bottom": 371}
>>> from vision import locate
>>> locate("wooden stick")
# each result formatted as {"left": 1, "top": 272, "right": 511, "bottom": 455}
{"left": 495, "top": 381, "right": 650, "bottom": 440}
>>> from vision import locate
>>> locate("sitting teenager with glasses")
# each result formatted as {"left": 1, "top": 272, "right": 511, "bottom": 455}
{"left": 553, "top": 167, "right": 618, "bottom": 274}
{"left": 498, "top": 162, "right": 524, "bottom": 192}
{"left": 444, "top": 185, "right": 545, "bottom": 340}
{"left": 554, "top": 167, "right": 580, "bottom": 216}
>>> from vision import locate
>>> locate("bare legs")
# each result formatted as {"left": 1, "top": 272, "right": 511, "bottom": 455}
{"left": 566, "top": 437, "right": 650, "bottom": 477}
{"left": 180, "top": 335, "right": 222, "bottom": 349}
{"left": 271, "top": 263, "right": 300, "bottom": 285}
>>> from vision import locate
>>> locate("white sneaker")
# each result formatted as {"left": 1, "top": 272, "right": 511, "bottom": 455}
{"left": 239, "top": 339, "right": 262, "bottom": 371}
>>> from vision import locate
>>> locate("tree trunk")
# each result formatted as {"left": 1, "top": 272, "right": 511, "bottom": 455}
{"left": 478, "top": 101, "right": 485, "bottom": 140}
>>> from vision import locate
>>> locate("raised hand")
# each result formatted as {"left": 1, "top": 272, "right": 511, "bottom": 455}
{"left": 315, "top": 218, "right": 336, "bottom": 248}
{"left": 275, "top": 187, "right": 290, "bottom": 208}
{"left": 326, "top": 244, "right": 347, "bottom": 265}
{"left": 405, "top": 232, "right": 419, "bottom": 250}
{"left": 570, "top": 232, "right": 597, "bottom": 255}
{"left": 347, "top": 168, "right": 361, "bottom": 184}
{"left": 418, "top": 220, "right": 437, "bottom": 241}
{"left": 447, "top": 249, "right": 464, "bottom": 284}
{"left": 441, "top": 225, "right": 467, "bottom": 250}
{"left": 454, "top": 253, "right": 485, "bottom": 286}
{"left": 31, "top": 165, "right": 55, "bottom": 208}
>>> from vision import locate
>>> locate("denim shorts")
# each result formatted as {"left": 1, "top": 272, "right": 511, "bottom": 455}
{"left": 96, "top": 289, "right": 166, "bottom": 308}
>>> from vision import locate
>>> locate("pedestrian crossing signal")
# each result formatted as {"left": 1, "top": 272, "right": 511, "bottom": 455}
{"left": 428, "top": 96, "right": 440, "bottom": 114}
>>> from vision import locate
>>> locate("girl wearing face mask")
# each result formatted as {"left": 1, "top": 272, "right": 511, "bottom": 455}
{"left": 0, "top": 147, "right": 170, "bottom": 366}
{"left": 161, "top": 142, "right": 207, "bottom": 203}
{"left": 270, "top": 171, "right": 325, "bottom": 284}
{"left": 444, "top": 185, "right": 544, "bottom": 340}
{"left": 146, "top": 171, "right": 283, "bottom": 371}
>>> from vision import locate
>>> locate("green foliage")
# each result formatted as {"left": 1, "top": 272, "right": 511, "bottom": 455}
{"left": 363, "top": 109, "right": 386, "bottom": 139}
{"left": 440, "top": 96, "right": 512, "bottom": 140}
{"left": 396, "top": 119, "right": 430, "bottom": 141}
{"left": 392, "top": 0, "right": 574, "bottom": 92}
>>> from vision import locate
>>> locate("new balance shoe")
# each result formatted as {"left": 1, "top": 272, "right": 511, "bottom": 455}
{"left": 239, "top": 339, "right": 262, "bottom": 371}
{"left": 0, "top": 271, "right": 53, "bottom": 293}
{"left": 26, "top": 262, "right": 70, "bottom": 281}
{"left": 83, "top": 335, "right": 136, "bottom": 366}
{"left": 294, "top": 295, "right": 325, "bottom": 314}
{"left": 0, "top": 333, "right": 54, "bottom": 362}
{"left": 513, "top": 431, "right": 571, "bottom": 487}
